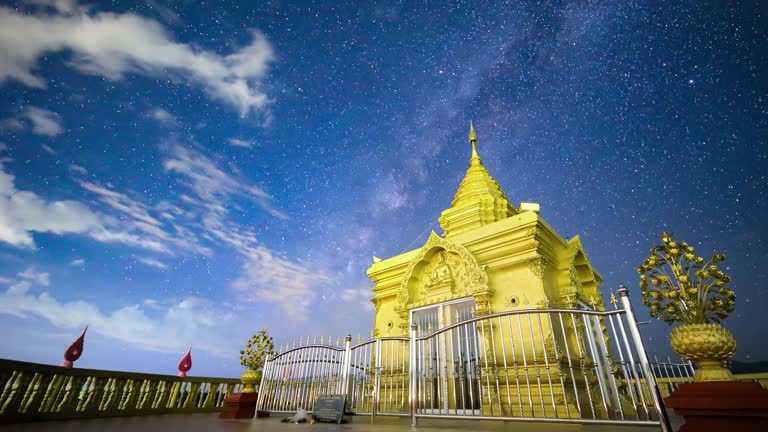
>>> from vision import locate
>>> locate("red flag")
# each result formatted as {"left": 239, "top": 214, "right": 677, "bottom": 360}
{"left": 178, "top": 347, "right": 192, "bottom": 377}
{"left": 62, "top": 325, "right": 87, "bottom": 368}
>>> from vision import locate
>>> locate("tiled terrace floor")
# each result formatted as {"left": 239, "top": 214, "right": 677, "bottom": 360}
{"left": 2, "top": 412, "right": 682, "bottom": 432}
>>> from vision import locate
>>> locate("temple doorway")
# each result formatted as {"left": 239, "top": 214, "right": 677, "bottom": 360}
{"left": 410, "top": 298, "right": 481, "bottom": 414}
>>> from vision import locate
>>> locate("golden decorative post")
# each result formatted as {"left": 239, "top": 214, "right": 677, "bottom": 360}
{"left": 222, "top": 328, "right": 277, "bottom": 420}
{"left": 239, "top": 328, "right": 276, "bottom": 392}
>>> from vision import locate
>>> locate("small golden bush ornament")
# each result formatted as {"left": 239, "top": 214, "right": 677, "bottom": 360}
{"left": 639, "top": 232, "right": 737, "bottom": 381}
{"left": 240, "top": 327, "right": 277, "bottom": 371}
{"left": 638, "top": 232, "right": 735, "bottom": 325}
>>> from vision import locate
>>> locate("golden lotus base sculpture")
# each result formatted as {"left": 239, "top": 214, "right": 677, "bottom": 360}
{"left": 669, "top": 323, "right": 736, "bottom": 382}
{"left": 241, "top": 369, "right": 262, "bottom": 393}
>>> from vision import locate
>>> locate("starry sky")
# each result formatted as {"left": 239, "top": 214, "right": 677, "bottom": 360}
{"left": 0, "top": 0, "right": 766, "bottom": 378}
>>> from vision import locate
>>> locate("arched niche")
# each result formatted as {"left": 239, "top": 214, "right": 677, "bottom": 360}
{"left": 394, "top": 232, "right": 492, "bottom": 324}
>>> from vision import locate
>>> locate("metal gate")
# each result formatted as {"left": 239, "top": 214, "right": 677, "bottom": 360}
{"left": 256, "top": 287, "right": 672, "bottom": 431}
{"left": 255, "top": 338, "right": 349, "bottom": 412}
{"left": 255, "top": 336, "right": 410, "bottom": 416}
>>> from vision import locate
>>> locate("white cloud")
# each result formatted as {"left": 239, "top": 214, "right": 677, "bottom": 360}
{"left": 79, "top": 180, "right": 161, "bottom": 226}
{"left": 0, "top": 3, "right": 275, "bottom": 117}
{"left": 41, "top": 144, "right": 56, "bottom": 154}
{"left": 0, "top": 118, "right": 24, "bottom": 132}
{"left": 68, "top": 164, "right": 87, "bottom": 174}
{"left": 339, "top": 288, "right": 374, "bottom": 312}
{"left": 18, "top": 267, "right": 50, "bottom": 286}
{"left": 160, "top": 145, "right": 336, "bottom": 315}
{"left": 78, "top": 180, "right": 210, "bottom": 255}
{"left": 149, "top": 107, "right": 176, "bottom": 125}
{"left": 164, "top": 145, "right": 270, "bottom": 202}
{"left": 144, "top": 0, "right": 180, "bottom": 25}
{"left": 163, "top": 144, "right": 286, "bottom": 220}
{"left": 0, "top": 160, "right": 205, "bottom": 254}
{"left": 0, "top": 162, "right": 101, "bottom": 247}
{"left": 0, "top": 106, "right": 63, "bottom": 137}
{"left": 70, "top": 258, "right": 85, "bottom": 266}
{"left": 227, "top": 138, "right": 254, "bottom": 148}
{"left": 23, "top": 0, "right": 79, "bottom": 14}
{"left": 24, "top": 106, "right": 62, "bottom": 136}
{"left": 88, "top": 227, "right": 170, "bottom": 253}
{"left": 0, "top": 283, "right": 238, "bottom": 356}
{"left": 136, "top": 256, "right": 168, "bottom": 270}
{"left": 233, "top": 246, "right": 334, "bottom": 317}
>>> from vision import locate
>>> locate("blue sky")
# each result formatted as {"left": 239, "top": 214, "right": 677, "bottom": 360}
{"left": 0, "top": 0, "right": 766, "bottom": 377}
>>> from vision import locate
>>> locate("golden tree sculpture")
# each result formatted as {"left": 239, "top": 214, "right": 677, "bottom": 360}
{"left": 240, "top": 327, "right": 277, "bottom": 371}
{"left": 638, "top": 232, "right": 735, "bottom": 325}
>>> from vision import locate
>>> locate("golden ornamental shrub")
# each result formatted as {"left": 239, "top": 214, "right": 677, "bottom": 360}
{"left": 638, "top": 232, "right": 734, "bottom": 325}
{"left": 239, "top": 327, "right": 277, "bottom": 371}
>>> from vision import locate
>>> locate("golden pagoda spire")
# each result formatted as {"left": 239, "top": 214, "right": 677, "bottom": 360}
{"left": 438, "top": 120, "right": 516, "bottom": 237}
{"left": 469, "top": 121, "right": 481, "bottom": 165}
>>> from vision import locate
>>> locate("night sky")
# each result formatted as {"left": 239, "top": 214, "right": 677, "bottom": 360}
{"left": 0, "top": 0, "right": 766, "bottom": 377}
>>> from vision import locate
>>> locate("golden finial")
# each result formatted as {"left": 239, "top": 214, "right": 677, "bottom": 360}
{"left": 336, "top": 337, "right": 340, "bottom": 347}
{"left": 313, "top": 336, "right": 317, "bottom": 344}
{"left": 357, "top": 334, "right": 361, "bottom": 343}
{"left": 610, "top": 292, "right": 619, "bottom": 307}
{"left": 320, "top": 336, "right": 324, "bottom": 344}
{"left": 306, "top": 336, "right": 310, "bottom": 345}
{"left": 427, "top": 322, "right": 433, "bottom": 332}
{"left": 298, "top": 338, "right": 303, "bottom": 347}
{"left": 469, "top": 120, "right": 480, "bottom": 165}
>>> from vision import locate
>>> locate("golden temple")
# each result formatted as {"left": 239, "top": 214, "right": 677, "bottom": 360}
{"left": 368, "top": 122, "right": 604, "bottom": 335}
{"left": 365, "top": 122, "right": 609, "bottom": 418}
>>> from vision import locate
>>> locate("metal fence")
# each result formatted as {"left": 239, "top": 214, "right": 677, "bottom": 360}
{"left": 256, "top": 288, "right": 672, "bottom": 431}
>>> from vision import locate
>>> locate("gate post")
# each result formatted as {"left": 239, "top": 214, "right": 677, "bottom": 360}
{"left": 618, "top": 286, "right": 672, "bottom": 432}
{"left": 372, "top": 338, "right": 381, "bottom": 424}
{"left": 255, "top": 354, "right": 270, "bottom": 412}
{"left": 410, "top": 324, "right": 418, "bottom": 428}
{"left": 339, "top": 335, "right": 352, "bottom": 397}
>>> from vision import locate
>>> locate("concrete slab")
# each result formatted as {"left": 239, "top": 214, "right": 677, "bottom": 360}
{"left": 1, "top": 412, "right": 679, "bottom": 432}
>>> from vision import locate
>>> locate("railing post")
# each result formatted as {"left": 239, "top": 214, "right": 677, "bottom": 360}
{"left": 372, "top": 338, "right": 381, "bottom": 424}
{"left": 618, "top": 285, "right": 672, "bottom": 432}
{"left": 410, "top": 324, "right": 418, "bottom": 428}
{"left": 339, "top": 335, "right": 352, "bottom": 397}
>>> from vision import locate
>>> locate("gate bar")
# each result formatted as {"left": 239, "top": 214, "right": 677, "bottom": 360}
{"left": 410, "top": 324, "right": 417, "bottom": 427}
